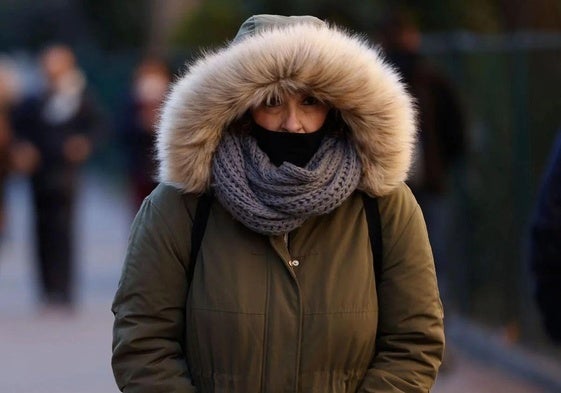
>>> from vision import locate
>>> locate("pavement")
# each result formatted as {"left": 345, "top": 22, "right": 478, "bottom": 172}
{"left": 0, "top": 171, "right": 557, "bottom": 393}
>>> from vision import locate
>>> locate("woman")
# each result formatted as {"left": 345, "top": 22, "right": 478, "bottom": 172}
{"left": 112, "top": 15, "right": 444, "bottom": 392}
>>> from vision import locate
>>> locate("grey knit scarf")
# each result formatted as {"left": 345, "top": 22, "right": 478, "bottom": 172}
{"left": 211, "top": 132, "right": 362, "bottom": 235}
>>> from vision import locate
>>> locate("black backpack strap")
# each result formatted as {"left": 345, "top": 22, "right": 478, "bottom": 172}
{"left": 184, "top": 192, "right": 213, "bottom": 285}
{"left": 362, "top": 193, "right": 383, "bottom": 286}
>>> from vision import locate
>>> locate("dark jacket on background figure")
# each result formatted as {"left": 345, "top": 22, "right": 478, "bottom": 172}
{"left": 531, "top": 131, "right": 561, "bottom": 342}
{"left": 387, "top": 52, "right": 466, "bottom": 195}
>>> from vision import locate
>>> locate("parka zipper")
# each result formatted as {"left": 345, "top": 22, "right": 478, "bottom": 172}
{"left": 281, "top": 232, "right": 303, "bottom": 392}
{"left": 268, "top": 233, "right": 303, "bottom": 392}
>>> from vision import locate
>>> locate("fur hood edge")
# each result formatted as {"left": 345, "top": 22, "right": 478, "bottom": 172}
{"left": 156, "top": 21, "right": 417, "bottom": 196}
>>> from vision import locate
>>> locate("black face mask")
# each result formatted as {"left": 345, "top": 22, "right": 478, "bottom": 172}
{"left": 250, "top": 123, "right": 328, "bottom": 167}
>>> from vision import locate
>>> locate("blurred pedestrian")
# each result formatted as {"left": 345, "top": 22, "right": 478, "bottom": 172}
{"left": 11, "top": 44, "right": 104, "bottom": 311}
{"left": 530, "top": 130, "right": 561, "bottom": 343}
{"left": 378, "top": 9, "right": 467, "bottom": 307}
{"left": 119, "top": 57, "right": 172, "bottom": 211}
{"left": 0, "top": 56, "right": 21, "bottom": 239}
{"left": 0, "top": 112, "right": 9, "bottom": 238}
{"left": 112, "top": 14, "right": 444, "bottom": 392}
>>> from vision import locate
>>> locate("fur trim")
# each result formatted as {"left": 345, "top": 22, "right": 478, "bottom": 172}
{"left": 157, "top": 22, "right": 416, "bottom": 196}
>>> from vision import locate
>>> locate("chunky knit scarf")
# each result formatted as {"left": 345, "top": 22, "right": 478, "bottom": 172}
{"left": 211, "top": 132, "right": 362, "bottom": 235}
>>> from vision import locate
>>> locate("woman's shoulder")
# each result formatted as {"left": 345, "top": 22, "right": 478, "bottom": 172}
{"left": 374, "top": 183, "right": 431, "bottom": 264}
{"left": 144, "top": 183, "right": 200, "bottom": 222}
{"left": 372, "top": 182, "right": 426, "bottom": 241}
{"left": 377, "top": 182, "right": 419, "bottom": 218}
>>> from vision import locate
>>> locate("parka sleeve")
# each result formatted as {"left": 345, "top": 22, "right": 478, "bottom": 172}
{"left": 111, "top": 187, "right": 197, "bottom": 393}
{"left": 358, "top": 184, "right": 445, "bottom": 392}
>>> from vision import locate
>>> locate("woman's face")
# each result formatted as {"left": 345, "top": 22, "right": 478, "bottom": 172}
{"left": 250, "top": 93, "right": 329, "bottom": 133}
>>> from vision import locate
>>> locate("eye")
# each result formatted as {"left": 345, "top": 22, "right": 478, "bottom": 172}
{"left": 302, "top": 95, "right": 320, "bottom": 105}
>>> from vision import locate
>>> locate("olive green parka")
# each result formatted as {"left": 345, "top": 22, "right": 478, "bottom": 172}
{"left": 112, "top": 14, "right": 444, "bottom": 393}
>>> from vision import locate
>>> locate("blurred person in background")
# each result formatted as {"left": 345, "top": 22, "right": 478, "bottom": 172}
{"left": 11, "top": 44, "right": 104, "bottom": 312}
{"left": 0, "top": 56, "right": 21, "bottom": 239}
{"left": 530, "top": 129, "right": 561, "bottom": 344}
{"left": 119, "top": 57, "right": 172, "bottom": 212}
{"left": 112, "top": 14, "right": 444, "bottom": 392}
{"left": 378, "top": 9, "right": 467, "bottom": 309}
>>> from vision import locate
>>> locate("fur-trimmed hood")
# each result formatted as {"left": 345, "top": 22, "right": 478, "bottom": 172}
{"left": 157, "top": 14, "right": 416, "bottom": 196}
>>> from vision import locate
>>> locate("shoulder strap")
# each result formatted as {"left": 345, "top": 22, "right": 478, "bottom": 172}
{"left": 362, "top": 193, "right": 383, "bottom": 286}
{"left": 184, "top": 193, "right": 213, "bottom": 284}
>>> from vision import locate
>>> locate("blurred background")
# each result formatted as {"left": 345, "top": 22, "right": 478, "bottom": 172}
{"left": 1, "top": 1, "right": 561, "bottom": 392}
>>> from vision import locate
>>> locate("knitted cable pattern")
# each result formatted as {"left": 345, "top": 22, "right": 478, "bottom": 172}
{"left": 211, "top": 132, "right": 362, "bottom": 235}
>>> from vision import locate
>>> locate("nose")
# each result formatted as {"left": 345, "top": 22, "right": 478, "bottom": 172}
{"left": 281, "top": 106, "right": 304, "bottom": 133}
